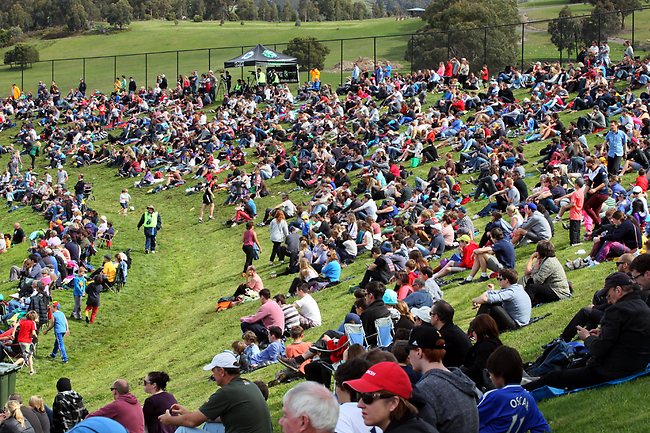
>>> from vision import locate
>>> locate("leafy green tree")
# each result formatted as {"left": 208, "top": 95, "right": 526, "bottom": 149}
{"left": 371, "top": 1, "right": 385, "bottom": 18}
{"left": 237, "top": 0, "right": 258, "bottom": 20}
{"left": 258, "top": 0, "right": 272, "bottom": 21}
{"left": 269, "top": 3, "right": 279, "bottom": 21}
{"left": 67, "top": 0, "right": 89, "bottom": 32}
{"left": 548, "top": 6, "right": 581, "bottom": 61}
{"left": 580, "top": 1, "right": 619, "bottom": 45}
{"left": 298, "top": 0, "right": 320, "bottom": 21}
{"left": 107, "top": 0, "right": 134, "bottom": 28}
{"left": 589, "top": 0, "right": 641, "bottom": 28}
{"left": 4, "top": 44, "right": 40, "bottom": 69}
{"left": 8, "top": 3, "right": 32, "bottom": 31}
{"left": 282, "top": 2, "right": 297, "bottom": 21}
{"left": 409, "top": 0, "right": 519, "bottom": 72}
{"left": 284, "top": 36, "right": 330, "bottom": 69}
{"left": 352, "top": 2, "right": 369, "bottom": 19}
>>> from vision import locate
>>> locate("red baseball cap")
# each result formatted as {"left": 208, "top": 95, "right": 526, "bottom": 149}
{"left": 344, "top": 362, "right": 412, "bottom": 399}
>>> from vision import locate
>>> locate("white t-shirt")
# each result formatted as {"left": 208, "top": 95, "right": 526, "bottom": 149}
{"left": 119, "top": 193, "right": 131, "bottom": 204}
{"left": 294, "top": 294, "right": 322, "bottom": 326}
{"left": 336, "top": 402, "right": 379, "bottom": 433}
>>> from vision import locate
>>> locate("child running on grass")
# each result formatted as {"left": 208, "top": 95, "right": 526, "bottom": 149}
{"left": 71, "top": 267, "right": 87, "bottom": 320}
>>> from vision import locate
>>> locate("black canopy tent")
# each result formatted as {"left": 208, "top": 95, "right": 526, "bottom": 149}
{"left": 224, "top": 44, "right": 299, "bottom": 84}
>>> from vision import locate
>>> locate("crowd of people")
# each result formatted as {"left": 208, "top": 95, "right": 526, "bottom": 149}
{"left": 1, "top": 35, "right": 650, "bottom": 433}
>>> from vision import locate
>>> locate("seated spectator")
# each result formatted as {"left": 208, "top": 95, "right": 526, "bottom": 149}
{"left": 242, "top": 331, "right": 260, "bottom": 370}
{"left": 479, "top": 346, "right": 550, "bottom": 433}
{"left": 461, "top": 314, "right": 502, "bottom": 390}
{"left": 559, "top": 254, "right": 633, "bottom": 342}
{"left": 510, "top": 203, "right": 553, "bottom": 247}
{"left": 404, "top": 279, "right": 433, "bottom": 310}
{"left": 525, "top": 272, "right": 650, "bottom": 392}
{"left": 432, "top": 235, "right": 478, "bottom": 282}
{"left": 461, "top": 228, "right": 515, "bottom": 284}
{"left": 240, "top": 289, "right": 285, "bottom": 345}
{"left": 521, "top": 240, "right": 571, "bottom": 304}
{"left": 288, "top": 258, "right": 319, "bottom": 297}
{"left": 1, "top": 400, "right": 36, "bottom": 433}
{"left": 585, "top": 211, "right": 641, "bottom": 266}
{"left": 249, "top": 326, "right": 286, "bottom": 369}
{"left": 355, "top": 247, "right": 395, "bottom": 290}
{"left": 333, "top": 358, "right": 373, "bottom": 433}
{"left": 273, "top": 294, "right": 300, "bottom": 335}
{"left": 344, "top": 362, "right": 438, "bottom": 433}
{"left": 86, "top": 379, "right": 144, "bottom": 433}
{"left": 360, "top": 282, "right": 391, "bottom": 347}
{"left": 293, "top": 285, "right": 322, "bottom": 329}
{"left": 231, "top": 266, "right": 263, "bottom": 302}
{"left": 395, "top": 271, "right": 414, "bottom": 301}
{"left": 428, "top": 300, "right": 471, "bottom": 368}
{"left": 472, "top": 269, "right": 531, "bottom": 331}
{"left": 407, "top": 326, "right": 479, "bottom": 433}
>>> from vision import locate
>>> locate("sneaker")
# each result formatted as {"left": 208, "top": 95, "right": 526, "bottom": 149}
{"left": 198, "top": 218, "right": 203, "bottom": 223}
{"left": 49, "top": 353, "right": 56, "bottom": 359}
{"left": 208, "top": 216, "right": 214, "bottom": 220}
{"left": 151, "top": 250, "right": 156, "bottom": 254}
{"left": 562, "top": 222, "right": 570, "bottom": 230}
{"left": 459, "top": 279, "right": 473, "bottom": 285}
{"left": 278, "top": 357, "right": 300, "bottom": 372}
{"left": 62, "top": 360, "right": 68, "bottom": 364}
{"left": 587, "top": 260, "right": 599, "bottom": 268}
{"left": 570, "top": 242, "right": 583, "bottom": 247}
{"left": 477, "top": 275, "right": 490, "bottom": 282}
{"left": 84, "top": 311, "right": 90, "bottom": 323}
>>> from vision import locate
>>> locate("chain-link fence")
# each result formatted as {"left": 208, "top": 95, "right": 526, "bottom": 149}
{"left": 2, "top": 6, "right": 649, "bottom": 95}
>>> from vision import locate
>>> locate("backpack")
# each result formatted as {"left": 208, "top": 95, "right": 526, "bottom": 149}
{"left": 527, "top": 340, "right": 589, "bottom": 376}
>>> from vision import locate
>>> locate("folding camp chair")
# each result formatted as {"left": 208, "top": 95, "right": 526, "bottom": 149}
{"left": 375, "top": 317, "right": 394, "bottom": 349}
{"left": 343, "top": 323, "right": 367, "bottom": 348}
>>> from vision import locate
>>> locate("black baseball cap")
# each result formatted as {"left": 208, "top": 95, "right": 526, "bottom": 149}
{"left": 604, "top": 272, "right": 635, "bottom": 290}
{"left": 407, "top": 326, "right": 446, "bottom": 350}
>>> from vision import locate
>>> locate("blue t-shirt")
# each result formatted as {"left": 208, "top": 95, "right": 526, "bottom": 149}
{"left": 52, "top": 310, "right": 67, "bottom": 334}
{"left": 72, "top": 275, "right": 87, "bottom": 296}
{"left": 491, "top": 239, "right": 516, "bottom": 269}
{"left": 321, "top": 261, "right": 341, "bottom": 282}
{"left": 478, "top": 385, "right": 550, "bottom": 433}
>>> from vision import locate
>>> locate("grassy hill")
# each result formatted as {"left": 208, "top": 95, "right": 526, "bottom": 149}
{"left": 1, "top": 89, "right": 650, "bottom": 432}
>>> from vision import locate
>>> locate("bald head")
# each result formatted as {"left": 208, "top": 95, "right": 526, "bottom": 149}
{"left": 112, "top": 379, "right": 129, "bottom": 395}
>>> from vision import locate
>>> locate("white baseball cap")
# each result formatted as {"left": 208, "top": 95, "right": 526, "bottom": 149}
{"left": 411, "top": 306, "right": 432, "bottom": 324}
{"left": 203, "top": 352, "right": 239, "bottom": 370}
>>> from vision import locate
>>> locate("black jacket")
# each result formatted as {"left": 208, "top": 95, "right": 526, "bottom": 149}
{"left": 30, "top": 293, "right": 50, "bottom": 325}
{"left": 361, "top": 299, "right": 390, "bottom": 346}
{"left": 383, "top": 413, "right": 439, "bottom": 433}
{"left": 461, "top": 338, "right": 502, "bottom": 388}
{"left": 0, "top": 418, "right": 35, "bottom": 433}
{"left": 439, "top": 322, "right": 472, "bottom": 368}
{"left": 586, "top": 291, "right": 650, "bottom": 377}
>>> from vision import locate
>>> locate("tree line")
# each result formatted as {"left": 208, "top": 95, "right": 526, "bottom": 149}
{"left": 0, "top": 0, "right": 430, "bottom": 35}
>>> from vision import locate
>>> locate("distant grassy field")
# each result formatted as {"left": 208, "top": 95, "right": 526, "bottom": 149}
{"left": 0, "top": 19, "right": 423, "bottom": 95}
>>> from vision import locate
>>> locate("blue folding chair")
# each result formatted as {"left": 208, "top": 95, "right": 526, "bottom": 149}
{"left": 375, "top": 317, "right": 394, "bottom": 349}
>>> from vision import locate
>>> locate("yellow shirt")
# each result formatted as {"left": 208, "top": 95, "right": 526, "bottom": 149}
{"left": 103, "top": 261, "right": 117, "bottom": 283}
{"left": 310, "top": 68, "right": 320, "bottom": 82}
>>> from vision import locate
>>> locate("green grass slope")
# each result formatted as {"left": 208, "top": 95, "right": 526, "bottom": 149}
{"left": 1, "top": 92, "right": 650, "bottom": 432}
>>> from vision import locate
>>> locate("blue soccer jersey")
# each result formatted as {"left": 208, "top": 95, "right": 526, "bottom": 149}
{"left": 478, "top": 385, "right": 551, "bottom": 433}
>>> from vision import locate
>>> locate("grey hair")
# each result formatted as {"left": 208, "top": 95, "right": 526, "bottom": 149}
{"left": 282, "top": 382, "right": 339, "bottom": 433}
{"left": 575, "top": 177, "right": 585, "bottom": 187}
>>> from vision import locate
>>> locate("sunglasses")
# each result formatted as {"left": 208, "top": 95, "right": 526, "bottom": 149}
{"left": 359, "top": 392, "right": 395, "bottom": 405}
{"left": 497, "top": 277, "right": 506, "bottom": 281}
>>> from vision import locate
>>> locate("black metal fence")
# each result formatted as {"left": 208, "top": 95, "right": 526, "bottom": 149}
{"left": 2, "top": 5, "right": 649, "bottom": 95}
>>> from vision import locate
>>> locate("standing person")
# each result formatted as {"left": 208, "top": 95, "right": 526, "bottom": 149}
{"left": 137, "top": 205, "right": 162, "bottom": 254}
{"left": 603, "top": 120, "right": 627, "bottom": 175}
{"left": 142, "top": 372, "right": 177, "bottom": 433}
{"left": 583, "top": 156, "right": 610, "bottom": 232}
{"left": 159, "top": 352, "right": 273, "bottom": 433}
{"left": 119, "top": 189, "right": 132, "bottom": 215}
{"left": 73, "top": 175, "right": 85, "bottom": 206}
{"left": 71, "top": 267, "right": 87, "bottom": 321}
{"left": 269, "top": 210, "right": 288, "bottom": 266}
{"left": 13, "top": 311, "right": 38, "bottom": 375}
{"left": 83, "top": 275, "right": 102, "bottom": 324}
{"left": 344, "top": 362, "right": 439, "bottom": 433}
{"left": 479, "top": 347, "right": 550, "bottom": 433}
{"left": 43, "top": 302, "right": 69, "bottom": 364}
{"left": 87, "top": 379, "right": 144, "bottom": 433}
{"left": 554, "top": 177, "right": 585, "bottom": 246}
{"left": 51, "top": 378, "right": 88, "bottom": 433}
{"left": 198, "top": 183, "right": 215, "bottom": 223}
{"left": 241, "top": 222, "right": 261, "bottom": 275}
